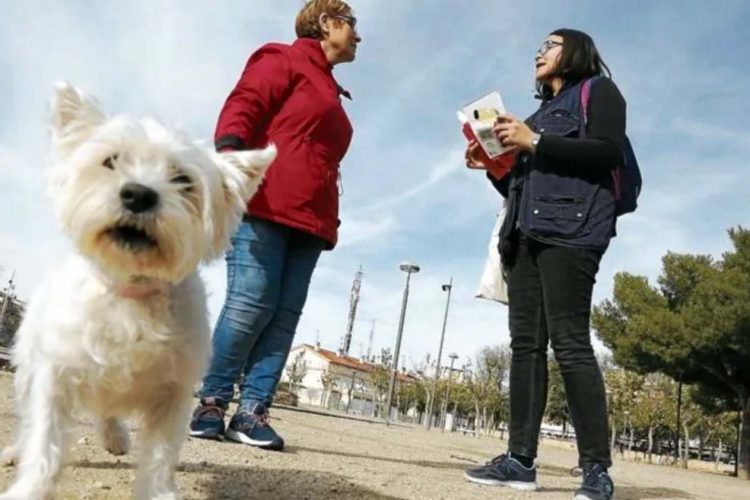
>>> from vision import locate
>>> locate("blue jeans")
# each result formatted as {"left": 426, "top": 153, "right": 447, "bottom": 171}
{"left": 199, "top": 217, "right": 324, "bottom": 409}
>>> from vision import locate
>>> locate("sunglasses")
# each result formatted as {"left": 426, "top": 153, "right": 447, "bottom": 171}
{"left": 333, "top": 14, "right": 357, "bottom": 30}
{"left": 538, "top": 40, "right": 562, "bottom": 56}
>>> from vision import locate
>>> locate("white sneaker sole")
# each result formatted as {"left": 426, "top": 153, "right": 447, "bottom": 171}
{"left": 189, "top": 430, "right": 224, "bottom": 441}
{"left": 225, "top": 428, "right": 277, "bottom": 447}
{"left": 464, "top": 472, "right": 539, "bottom": 491}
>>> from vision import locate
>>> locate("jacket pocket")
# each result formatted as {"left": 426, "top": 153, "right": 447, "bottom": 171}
{"left": 526, "top": 194, "right": 593, "bottom": 238}
{"left": 305, "top": 138, "right": 338, "bottom": 226}
{"left": 536, "top": 109, "right": 579, "bottom": 136}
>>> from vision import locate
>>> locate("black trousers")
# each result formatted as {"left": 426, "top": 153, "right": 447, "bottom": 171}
{"left": 506, "top": 235, "right": 611, "bottom": 467}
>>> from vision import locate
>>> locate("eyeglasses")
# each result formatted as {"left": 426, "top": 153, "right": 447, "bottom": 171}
{"left": 333, "top": 14, "right": 357, "bottom": 30}
{"left": 537, "top": 40, "right": 562, "bottom": 56}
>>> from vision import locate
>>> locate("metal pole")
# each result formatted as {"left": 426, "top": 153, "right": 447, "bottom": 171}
{"left": 385, "top": 270, "right": 413, "bottom": 424}
{"left": 366, "top": 319, "right": 375, "bottom": 361}
{"left": 426, "top": 278, "right": 453, "bottom": 430}
{"left": 440, "top": 354, "right": 458, "bottom": 432}
{"left": 342, "top": 266, "right": 363, "bottom": 355}
{"left": 675, "top": 376, "right": 683, "bottom": 463}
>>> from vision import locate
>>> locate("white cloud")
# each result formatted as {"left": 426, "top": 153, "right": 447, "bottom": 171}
{"left": 338, "top": 214, "right": 399, "bottom": 248}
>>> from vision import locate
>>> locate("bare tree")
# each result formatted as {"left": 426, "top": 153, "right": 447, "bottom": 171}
{"left": 467, "top": 345, "right": 510, "bottom": 435}
{"left": 285, "top": 351, "right": 307, "bottom": 395}
{"left": 0, "top": 290, "right": 24, "bottom": 347}
{"left": 369, "top": 348, "right": 393, "bottom": 417}
{"left": 320, "top": 369, "right": 337, "bottom": 408}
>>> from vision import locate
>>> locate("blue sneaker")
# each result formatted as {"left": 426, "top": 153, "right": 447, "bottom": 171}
{"left": 573, "top": 464, "right": 614, "bottom": 500}
{"left": 189, "top": 397, "right": 226, "bottom": 440}
{"left": 464, "top": 454, "right": 538, "bottom": 491}
{"left": 226, "top": 402, "right": 284, "bottom": 451}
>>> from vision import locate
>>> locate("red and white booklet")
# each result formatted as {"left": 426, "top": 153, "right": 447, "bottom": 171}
{"left": 458, "top": 91, "right": 517, "bottom": 180}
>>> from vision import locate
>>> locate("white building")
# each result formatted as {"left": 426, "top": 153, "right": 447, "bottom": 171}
{"left": 281, "top": 343, "right": 418, "bottom": 417}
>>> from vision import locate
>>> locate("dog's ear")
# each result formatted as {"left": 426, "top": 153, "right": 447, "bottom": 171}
{"left": 51, "top": 82, "right": 105, "bottom": 154}
{"left": 204, "top": 145, "right": 276, "bottom": 259}
{"left": 218, "top": 144, "right": 277, "bottom": 205}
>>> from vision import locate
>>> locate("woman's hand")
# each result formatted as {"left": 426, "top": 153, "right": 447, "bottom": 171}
{"left": 465, "top": 140, "right": 486, "bottom": 169}
{"left": 494, "top": 114, "right": 535, "bottom": 152}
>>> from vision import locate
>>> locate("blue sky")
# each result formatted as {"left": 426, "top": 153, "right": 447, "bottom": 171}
{"left": 1, "top": 1, "right": 748, "bottom": 373}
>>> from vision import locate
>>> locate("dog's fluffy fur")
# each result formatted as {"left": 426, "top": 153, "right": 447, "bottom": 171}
{"left": 0, "top": 83, "right": 275, "bottom": 500}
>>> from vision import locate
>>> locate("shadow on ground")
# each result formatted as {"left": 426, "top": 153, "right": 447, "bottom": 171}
{"left": 539, "top": 463, "right": 692, "bottom": 499}
{"left": 75, "top": 459, "right": 400, "bottom": 500}
{"left": 288, "top": 445, "right": 469, "bottom": 471}
{"left": 71, "top": 456, "right": 695, "bottom": 499}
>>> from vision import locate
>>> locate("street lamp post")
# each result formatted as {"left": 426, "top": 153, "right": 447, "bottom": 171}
{"left": 384, "top": 261, "right": 420, "bottom": 424}
{"left": 440, "top": 353, "right": 459, "bottom": 432}
{"left": 425, "top": 278, "right": 453, "bottom": 430}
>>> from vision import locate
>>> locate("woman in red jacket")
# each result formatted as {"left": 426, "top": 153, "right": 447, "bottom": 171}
{"left": 190, "top": 0, "right": 360, "bottom": 451}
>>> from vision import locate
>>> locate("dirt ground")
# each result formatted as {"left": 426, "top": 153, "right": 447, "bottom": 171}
{"left": 0, "top": 372, "right": 745, "bottom": 499}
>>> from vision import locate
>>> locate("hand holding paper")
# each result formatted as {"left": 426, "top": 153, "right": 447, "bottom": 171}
{"left": 464, "top": 140, "right": 485, "bottom": 169}
{"left": 494, "top": 114, "right": 536, "bottom": 151}
{"left": 458, "top": 91, "right": 517, "bottom": 180}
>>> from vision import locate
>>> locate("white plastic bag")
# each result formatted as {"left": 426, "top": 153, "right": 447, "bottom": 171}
{"left": 475, "top": 200, "right": 509, "bottom": 305}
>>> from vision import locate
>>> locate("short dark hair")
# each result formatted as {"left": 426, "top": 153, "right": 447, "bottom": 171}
{"left": 536, "top": 28, "right": 611, "bottom": 100}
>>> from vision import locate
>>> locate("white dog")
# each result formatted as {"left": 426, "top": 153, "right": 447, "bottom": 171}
{"left": 0, "top": 83, "right": 275, "bottom": 500}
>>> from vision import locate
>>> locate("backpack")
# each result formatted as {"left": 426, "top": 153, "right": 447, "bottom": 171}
{"left": 581, "top": 77, "right": 642, "bottom": 216}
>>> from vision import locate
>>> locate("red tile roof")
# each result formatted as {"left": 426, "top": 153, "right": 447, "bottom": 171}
{"left": 314, "top": 346, "right": 374, "bottom": 372}
{"left": 301, "top": 344, "right": 418, "bottom": 383}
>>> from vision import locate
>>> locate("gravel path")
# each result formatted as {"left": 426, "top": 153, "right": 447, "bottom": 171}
{"left": 0, "top": 372, "right": 745, "bottom": 499}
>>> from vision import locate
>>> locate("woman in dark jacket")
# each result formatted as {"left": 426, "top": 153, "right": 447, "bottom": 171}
{"left": 190, "top": 0, "right": 360, "bottom": 451}
{"left": 464, "top": 29, "right": 624, "bottom": 500}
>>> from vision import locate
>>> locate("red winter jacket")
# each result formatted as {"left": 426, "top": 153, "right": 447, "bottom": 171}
{"left": 214, "top": 38, "right": 354, "bottom": 248}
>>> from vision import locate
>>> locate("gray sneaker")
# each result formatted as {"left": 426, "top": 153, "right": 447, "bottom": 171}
{"left": 225, "top": 402, "right": 284, "bottom": 451}
{"left": 189, "top": 397, "right": 227, "bottom": 441}
{"left": 464, "top": 454, "right": 538, "bottom": 491}
{"left": 573, "top": 464, "right": 614, "bottom": 500}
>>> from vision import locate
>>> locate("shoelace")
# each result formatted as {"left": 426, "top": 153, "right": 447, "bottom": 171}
{"left": 255, "top": 412, "right": 271, "bottom": 426}
{"left": 571, "top": 466, "right": 610, "bottom": 489}
{"left": 487, "top": 454, "right": 512, "bottom": 473}
{"left": 195, "top": 404, "right": 225, "bottom": 420}
{"left": 235, "top": 410, "right": 272, "bottom": 429}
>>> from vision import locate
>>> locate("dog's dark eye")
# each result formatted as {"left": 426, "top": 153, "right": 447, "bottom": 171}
{"left": 102, "top": 155, "right": 117, "bottom": 170}
{"left": 171, "top": 173, "right": 193, "bottom": 190}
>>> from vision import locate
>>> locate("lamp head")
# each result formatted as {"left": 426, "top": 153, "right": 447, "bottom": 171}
{"left": 399, "top": 260, "right": 420, "bottom": 274}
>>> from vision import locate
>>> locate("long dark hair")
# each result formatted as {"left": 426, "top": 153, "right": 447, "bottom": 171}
{"left": 536, "top": 28, "right": 611, "bottom": 100}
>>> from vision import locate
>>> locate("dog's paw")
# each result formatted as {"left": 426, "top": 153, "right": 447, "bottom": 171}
{"left": 151, "top": 493, "right": 181, "bottom": 500}
{"left": 0, "top": 493, "right": 28, "bottom": 500}
{"left": 100, "top": 418, "right": 130, "bottom": 456}
{"left": 0, "top": 445, "right": 17, "bottom": 466}
{"left": 0, "top": 483, "right": 51, "bottom": 500}
{"left": 135, "top": 489, "right": 181, "bottom": 500}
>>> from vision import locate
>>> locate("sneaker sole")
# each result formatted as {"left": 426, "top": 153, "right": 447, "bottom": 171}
{"left": 189, "top": 430, "right": 225, "bottom": 441}
{"left": 574, "top": 494, "right": 613, "bottom": 500}
{"left": 463, "top": 473, "right": 538, "bottom": 491}
{"left": 225, "top": 428, "right": 284, "bottom": 451}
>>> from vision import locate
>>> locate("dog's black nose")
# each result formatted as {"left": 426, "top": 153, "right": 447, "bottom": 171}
{"left": 120, "top": 183, "right": 159, "bottom": 213}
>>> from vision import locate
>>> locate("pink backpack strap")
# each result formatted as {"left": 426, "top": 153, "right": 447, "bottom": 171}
{"left": 581, "top": 77, "right": 622, "bottom": 200}
{"left": 580, "top": 78, "right": 593, "bottom": 124}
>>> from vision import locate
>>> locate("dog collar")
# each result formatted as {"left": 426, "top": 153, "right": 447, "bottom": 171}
{"left": 115, "top": 276, "right": 169, "bottom": 299}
